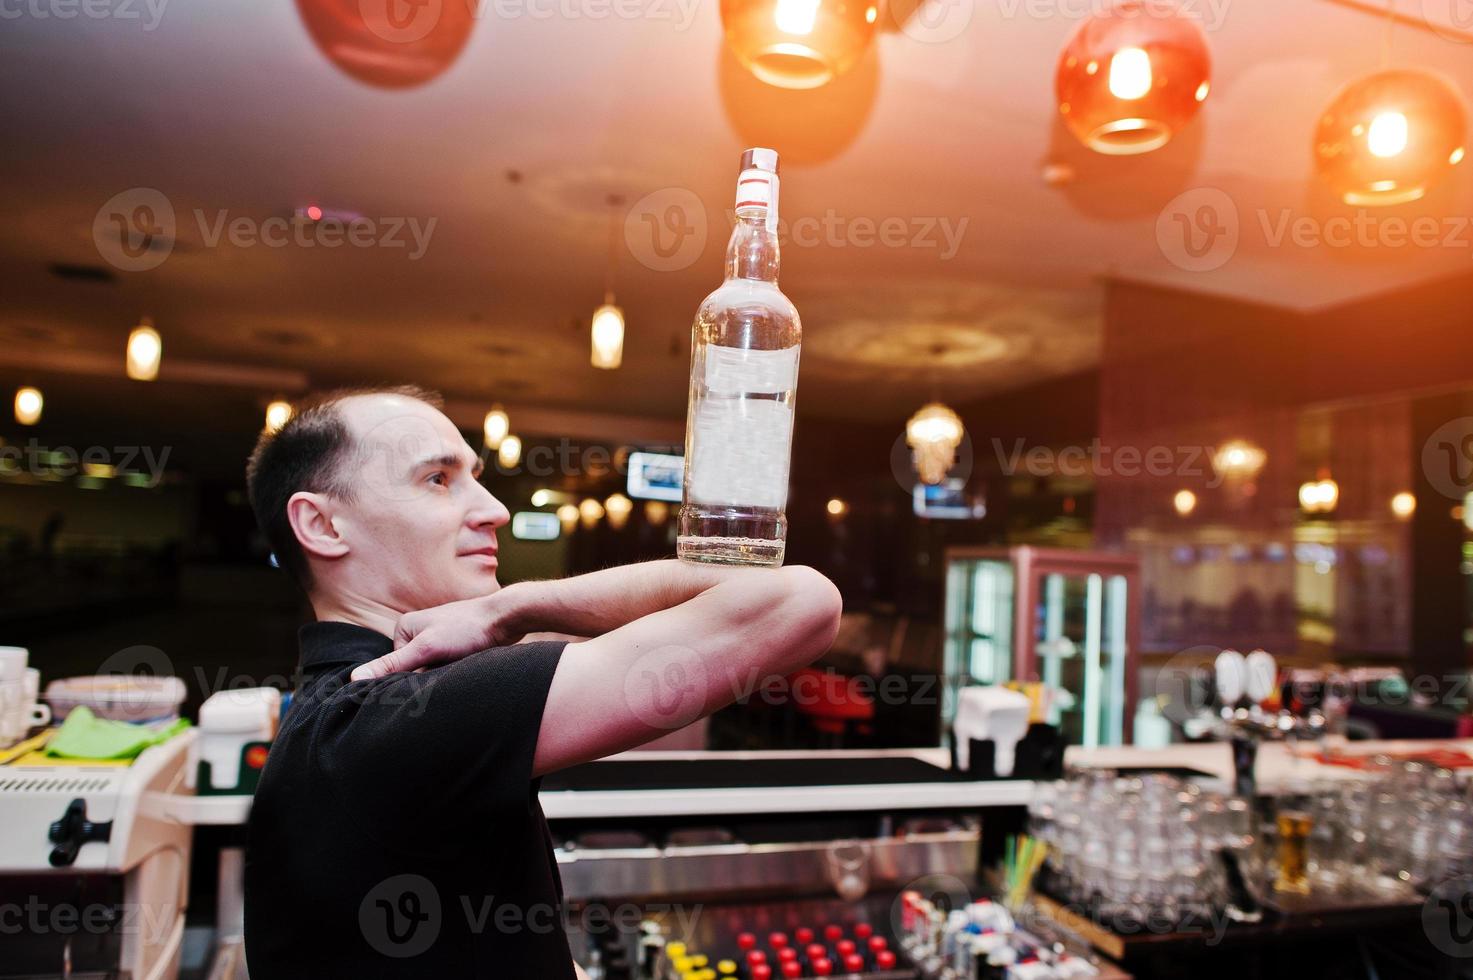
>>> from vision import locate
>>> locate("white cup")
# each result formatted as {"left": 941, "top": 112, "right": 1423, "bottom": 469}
{"left": 0, "top": 680, "right": 25, "bottom": 711}
{"left": 23, "top": 667, "right": 38, "bottom": 700}
{"left": 0, "top": 699, "right": 49, "bottom": 742}
{"left": 0, "top": 647, "right": 27, "bottom": 683}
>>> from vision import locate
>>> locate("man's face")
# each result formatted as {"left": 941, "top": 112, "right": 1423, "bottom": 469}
{"left": 328, "top": 393, "right": 510, "bottom": 613}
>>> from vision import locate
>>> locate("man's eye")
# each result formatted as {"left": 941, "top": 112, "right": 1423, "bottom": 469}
{"left": 428, "top": 472, "right": 448, "bottom": 486}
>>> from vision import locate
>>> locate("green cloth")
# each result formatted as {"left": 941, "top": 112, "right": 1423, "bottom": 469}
{"left": 44, "top": 706, "right": 191, "bottom": 760}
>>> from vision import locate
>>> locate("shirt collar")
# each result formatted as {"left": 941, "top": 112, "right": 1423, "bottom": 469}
{"left": 298, "top": 621, "right": 394, "bottom": 673}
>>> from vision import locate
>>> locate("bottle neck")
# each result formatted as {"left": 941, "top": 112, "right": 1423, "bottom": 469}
{"left": 724, "top": 212, "right": 780, "bottom": 283}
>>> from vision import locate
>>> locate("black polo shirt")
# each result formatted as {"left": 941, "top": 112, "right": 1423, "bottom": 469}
{"left": 244, "top": 621, "right": 575, "bottom": 979}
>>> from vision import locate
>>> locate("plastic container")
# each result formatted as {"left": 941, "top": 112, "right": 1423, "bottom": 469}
{"left": 44, "top": 675, "right": 186, "bottom": 724}
{"left": 189, "top": 687, "right": 281, "bottom": 790}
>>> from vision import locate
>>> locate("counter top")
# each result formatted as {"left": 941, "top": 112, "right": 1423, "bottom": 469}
{"left": 1066, "top": 737, "right": 1473, "bottom": 792}
{"left": 159, "top": 739, "right": 1473, "bottom": 825}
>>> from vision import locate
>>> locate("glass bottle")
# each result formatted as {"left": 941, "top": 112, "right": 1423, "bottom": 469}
{"left": 677, "top": 147, "right": 801, "bottom": 567}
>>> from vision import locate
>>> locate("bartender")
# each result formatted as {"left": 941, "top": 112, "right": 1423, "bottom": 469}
{"left": 241, "top": 385, "right": 842, "bottom": 979}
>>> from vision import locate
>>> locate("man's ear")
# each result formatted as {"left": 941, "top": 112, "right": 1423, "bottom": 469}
{"left": 286, "top": 491, "right": 350, "bottom": 561}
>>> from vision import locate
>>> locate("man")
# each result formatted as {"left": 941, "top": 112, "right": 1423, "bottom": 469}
{"left": 242, "top": 385, "right": 842, "bottom": 979}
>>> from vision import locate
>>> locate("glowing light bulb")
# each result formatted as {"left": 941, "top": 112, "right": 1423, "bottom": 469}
{"left": 774, "top": 0, "right": 819, "bottom": 34}
{"left": 265, "top": 400, "right": 292, "bottom": 433}
{"left": 1173, "top": 489, "right": 1197, "bottom": 516}
{"left": 644, "top": 500, "right": 669, "bottom": 525}
{"left": 14, "top": 387, "right": 42, "bottom": 426}
{"left": 605, "top": 493, "right": 633, "bottom": 529}
{"left": 1390, "top": 491, "right": 1416, "bottom": 519}
{"left": 531, "top": 488, "right": 551, "bottom": 508}
{"left": 1367, "top": 110, "right": 1409, "bottom": 158}
{"left": 497, "top": 434, "right": 522, "bottom": 470}
{"left": 591, "top": 303, "right": 624, "bottom": 370}
{"left": 483, "top": 405, "right": 509, "bottom": 450}
{"left": 126, "top": 319, "right": 162, "bottom": 381}
{"left": 826, "top": 497, "right": 848, "bottom": 517}
{"left": 578, "top": 497, "right": 605, "bottom": 529}
{"left": 1108, "top": 46, "right": 1153, "bottom": 100}
{"left": 556, "top": 503, "right": 579, "bottom": 532}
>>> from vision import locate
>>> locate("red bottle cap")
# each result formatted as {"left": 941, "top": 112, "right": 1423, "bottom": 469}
{"left": 806, "top": 944, "right": 827, "bottom": 962}
{"left": 853, "top": 923, "right": 873, "bottom": 940}
{"left": 877, "top": 950, "right": 897, "bottom": 969}
{"left": 795, "top": 926, "right": 814, "bottom": 944}
{"left": 844, "top": 954, "right": 864, "bottom": 971}
{"left": 738, "top": 932, "right": 758, "bottom": 950}
{"left": 868, "top": 935, "right": 888, "bottom": 952}
{"left": 782, "top": 963, "right": 802, "bottom": 979}
{"left": 752, "top": 966, "right": 773, "bottom": 980}
{"left": 824, "top": 924, "right": 843, "bottom": 941}
{"left": 747, "top": 950, "right": 768, "bottom": 966}
{"left": 813, "top": 958, "right": 834, "bottom": 976}
{"left": 769, "top": 932, "right": 789, "bottom": 949}
{"left": 777, "top": 948, "right": 798, "bottom": 963}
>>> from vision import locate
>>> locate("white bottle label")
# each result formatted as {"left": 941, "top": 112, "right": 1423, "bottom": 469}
{"left": 690, "top": 345, "right": 799, "bottom": 508}
{"left": 735, "top": 168, "right": 780, "bottom": 233}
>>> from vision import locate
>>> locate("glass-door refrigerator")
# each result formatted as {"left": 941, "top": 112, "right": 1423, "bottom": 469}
{"left": 942, "top": 546, "right": 1141, "bottom": 747}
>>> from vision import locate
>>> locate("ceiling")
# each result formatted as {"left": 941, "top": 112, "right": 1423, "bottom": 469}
{"left": 1, "top": 0, "right": 1471, "bottom": 430}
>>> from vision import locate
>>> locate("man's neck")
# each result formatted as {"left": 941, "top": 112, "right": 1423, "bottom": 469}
{"left": 309, "top": 591, "right": 401, "bottom": 639}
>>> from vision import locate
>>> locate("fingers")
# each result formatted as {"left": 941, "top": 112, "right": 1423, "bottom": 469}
{"left": 350, "top": 643, "right": 427, "bottom": 682}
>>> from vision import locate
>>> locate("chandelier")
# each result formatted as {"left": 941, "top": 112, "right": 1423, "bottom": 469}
{"left": 906, "top": 402, "right": 965, "bottom": 486}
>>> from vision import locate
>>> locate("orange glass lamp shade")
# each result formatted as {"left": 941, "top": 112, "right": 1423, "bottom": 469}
{"left": 294, "top": 0, "right": 476, "bottom": 89}
{"left": 721, "top": 0, "right": 878, "bottom": 89}
{"left": 1314, "top": 69, "right": 1467, "bottom": 207}
{"left": 1055, "top": 0, "right": 1211, "bottom": 155}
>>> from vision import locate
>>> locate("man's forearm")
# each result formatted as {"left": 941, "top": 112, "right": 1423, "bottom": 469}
{"left": 502, "top": 559, "right": 764, "bottom": 638}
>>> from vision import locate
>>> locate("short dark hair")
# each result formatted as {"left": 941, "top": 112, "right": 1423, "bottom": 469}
{"left": 245, "top": 385, "right": 444, "bottom": 590}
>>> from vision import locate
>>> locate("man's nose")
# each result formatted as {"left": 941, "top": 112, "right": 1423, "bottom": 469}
{"left": 468, "top": 483, "right": 511, "bottom": 528}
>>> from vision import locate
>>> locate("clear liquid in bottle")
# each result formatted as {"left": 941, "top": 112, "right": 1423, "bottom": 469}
{"left": 677, "top": 147, "right": 800, "bottom": 567}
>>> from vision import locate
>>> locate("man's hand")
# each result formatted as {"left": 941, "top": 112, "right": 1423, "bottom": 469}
{"left": 350, "top": 592, "right": 524, "bottom": 681}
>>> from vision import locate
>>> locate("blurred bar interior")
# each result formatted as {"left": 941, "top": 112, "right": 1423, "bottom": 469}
{"left": 4, "top": 0, "right": 1473, "bottom": 976}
